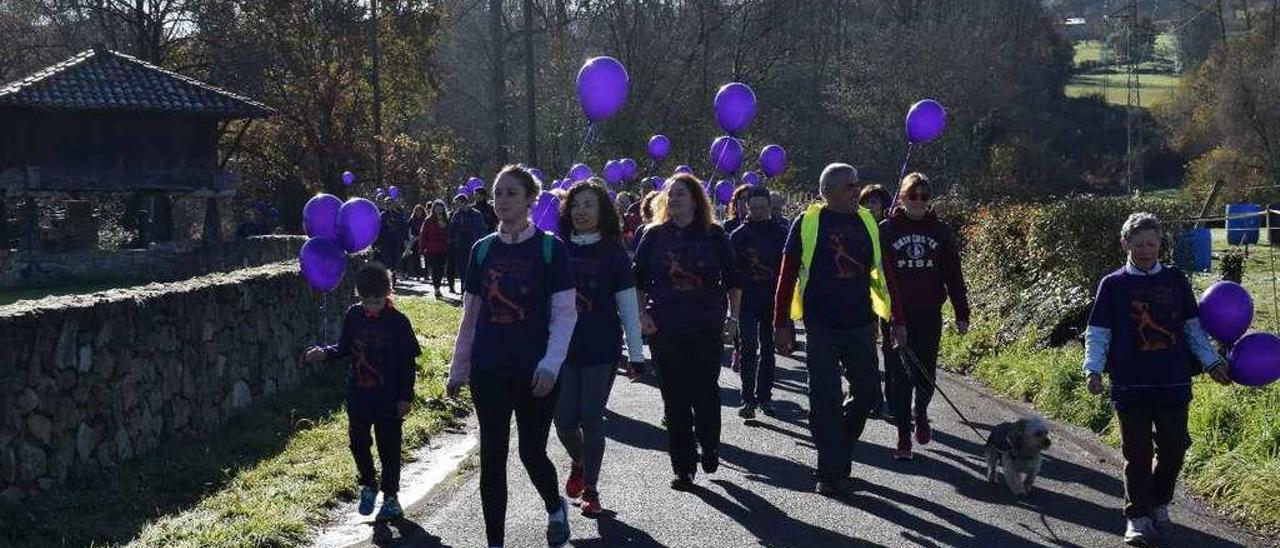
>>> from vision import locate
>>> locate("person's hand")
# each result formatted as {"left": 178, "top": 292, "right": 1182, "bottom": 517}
{"left": 531, "top": 368, "right": 557, "bottom": 398}
{"left": 1207, "top": 360, "right": 1232, "bottom": 386}
{"left": 1086, "top": 373, "right": 1104, "bottom": 395}
{"left": 955, "top": 320, "right": 970, "bottom": 335}
{"left": 304, "top": 347, "right": 327, "bottom": 365}
{"left": 640, "top": 312, "right": 657, "bottom": 336}
{"left": 625, "top": 361, "right": 646, "bottom": 382}
{"left": 775, "top": 326, "right": 794, "bottom": 356}
{"left": 446, "top": 376, "right": 465, "bottom": 399}
{"left": 722, "top": 318, "right": 739, "bottom": 344}
{"left": 397, "top": 400, "right": 412, "bottom": 418}
{"left": 892, "top": 324, "right": 908, "bottom": 348}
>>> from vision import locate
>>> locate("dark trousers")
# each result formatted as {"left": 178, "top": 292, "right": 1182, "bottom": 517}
{"left": 878, "top": 320, "right": 896, "bottom": 411}
{"left": 471, "top": 370, "right": 562, "bottom": 546}
{"left": 425, "top": 252, "right": 447, "bottom": 289}
{"left": 651, "top": 329, "right": 723, "bottom": 475}
{"left": 349, "top": 415, "right": 403, "bottom": 496}
{"left": 805, "top": 322, "right": 880, "bottom": 481}
{"left": 889, "top": 310, "right": 943, "bottom": 432}
{"left": 738, "top": 307, "right": 776, "bottom": 406}
{"left": 1118, "top": 401, "right": 1191, "bottom": 518}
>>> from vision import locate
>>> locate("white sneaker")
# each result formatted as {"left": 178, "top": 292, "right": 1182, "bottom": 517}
{"left": 1124, "top": 516, "right": 1157, "bottom": 546}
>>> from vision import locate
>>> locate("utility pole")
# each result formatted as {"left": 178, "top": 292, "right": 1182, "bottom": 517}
{"left": 523, "top": 0, "right": 538, "bottom": 166}
{"left": 371, "top": 0, "right": 384, "bottom": 188}
{"left": 1111, "top": 0, "right": 1143, "bottom": 193}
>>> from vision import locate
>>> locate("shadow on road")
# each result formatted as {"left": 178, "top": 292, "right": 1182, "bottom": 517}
{"left": 697, "top": 479, "right": 891, "bottom": 547}
{"left": 370, "top": 516, "right": 452, "bottom": 547}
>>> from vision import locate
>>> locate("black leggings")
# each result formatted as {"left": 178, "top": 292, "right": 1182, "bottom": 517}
{"left": 348, "top": 415, "right": 403, "bottom": 496}
{"left": 425, "top": 252, "right": 447, "bottom": 289}
{"left": 889, "top": 310, "right": 944, "bottom": 431}
{"left": 471, "top": 370, "right": 561, "bottom": 546}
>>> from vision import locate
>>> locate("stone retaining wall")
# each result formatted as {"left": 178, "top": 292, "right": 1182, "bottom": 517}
{"left": 0, "top": 258, "right": 356, "bottom": 502}
{"left": 0, "top": 235, "right": 305, "bottom": 289}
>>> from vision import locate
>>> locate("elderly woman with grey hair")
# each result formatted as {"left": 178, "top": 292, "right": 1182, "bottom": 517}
{"left": 1082, "top": 212, "right": 1231, "bottom": 546}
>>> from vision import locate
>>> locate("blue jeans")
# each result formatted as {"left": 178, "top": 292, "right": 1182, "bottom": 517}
{"left": 738, "top": 308, "right": 776, "bottom": 406}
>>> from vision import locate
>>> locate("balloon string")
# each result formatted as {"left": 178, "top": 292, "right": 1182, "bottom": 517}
{"left": 320, "top": 292, "right": 329, "bottom": 342}
{"left": 569, "top": 122, "right": 596, "bottom": 174}
{"left": 890, "top": 142, "right": 916, "bottom": 210}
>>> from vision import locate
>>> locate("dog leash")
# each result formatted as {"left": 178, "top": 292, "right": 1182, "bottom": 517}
{"left": 898, "top": 346, "right": 988, "bottom": 443}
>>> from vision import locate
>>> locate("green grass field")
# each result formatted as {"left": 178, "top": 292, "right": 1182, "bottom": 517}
{"left": 0, "top": 297, "right": 468, "bottom": 548}
{"left": 940, "top": 229, "right": 1280, "bottom": 535}
{"left": 1066, "top": 73, "right": 1182, "bottom": 107}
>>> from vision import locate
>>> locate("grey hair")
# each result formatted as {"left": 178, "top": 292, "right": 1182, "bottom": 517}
{"left": 819, "top": 163, "right": 859, "bottom": 198}
{"left": 1120, "top": 212, "right": 1163, "bottom": 242}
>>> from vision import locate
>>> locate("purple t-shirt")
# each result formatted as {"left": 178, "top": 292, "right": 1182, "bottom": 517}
{"left": 1087, "top": 267, "right": 1198, "bottom": 408}
{"left": 464, "top": 233, "right": 574, "bottom": 377}
{"left": 784, "top": 209, "right": 875, "bottom": 329}
{"left": 633, "top": 223, "right": 740, "bottom": 333}
{"left": 324, "top": 304, "right": 421, "bottom": 420}
{"left": 566, "top": 239, "right": 636, "bottom": 366}
{"left": 731, "top": 220, "right": 787, "bottom": 314}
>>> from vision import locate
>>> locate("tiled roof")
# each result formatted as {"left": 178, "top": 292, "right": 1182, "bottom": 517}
{"left": 0, "top": 46, "right": 274, "bottom": 118}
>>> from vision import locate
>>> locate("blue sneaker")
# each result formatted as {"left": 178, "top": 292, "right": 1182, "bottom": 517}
{"left": 376, "top": 495, "right": 402, "bottom": 521}
{"left": 358, "top": 485, "right": 377, "bottom": 516}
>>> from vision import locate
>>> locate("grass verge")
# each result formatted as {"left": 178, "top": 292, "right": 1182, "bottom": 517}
{"left": 0, "top": 297, "right": 468, "bottom": 548}
{"left": 939, "top": 316, "right": 1280, "bottom": 536}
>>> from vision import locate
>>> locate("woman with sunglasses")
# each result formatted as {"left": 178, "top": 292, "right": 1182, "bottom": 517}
{"left": 879, "top": 172, "right": 970, "bottom": 461}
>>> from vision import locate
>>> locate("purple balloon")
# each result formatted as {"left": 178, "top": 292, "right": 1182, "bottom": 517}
{"left": 458, "top": 184, "right": 473, "bottom": 197}
{"left": 646, "top": 177, "right": 664, "bottom": 191}
{"left": 714, "top": 180, "right": 735, "bottom": 205}
{"left": 569, "top": 163, "right": 594, "bottom": 182}
{"left": 620, "top": 158, "right": 638, "bottom": 180}
{"left": 1229, "top": 332, "right": 1280, "bottom": 386}
{"left": 649, "top": 135, "right": 671, "bottom": 162}
{"left": 529, "top": 168, "right": 545, "bottom": 183}
{"left": 674, "top": 165, "right": 693, "bottom": 175}
{"left": 710, "top": 136, "right": 744, "bottom": 174}
{"left": 341, "top": 171, "right": 356, "bottom": 186}
{"left": 603, "top": 160, "right": 625, "bottom": 184}
{"left": 576, "top": 56, "right": 629, "bottom": 122}
{"left": 299, "top": 237, "right": 346, "bottom": 292}
{"left": 336, "top": 198, "right": 381, "bottom": 253}
{"left": 906, "top": 99, "right": 947, "bottom": 144}
{"left": 742, "top": 171, "right": 762, "bottom": 187}
{"left": 466, "top": 177, "right": 485, "bottom": 192}
{"left": 531, "top": 191, "right": 560, "bottom": 233}
{"left": 759, "top": 145, "right": 786, "bottom": 177}
{"left": 1199, "top": 281, "right": 1254, "bottom": 343}
{"left": 303, "top": 193, "right": 342, "bottom": 239}
{"left": 387, "top": 186, "right": 400, "bottom": 200}
{"left": 715, "top": 82, "right": 757, "bottom": 135}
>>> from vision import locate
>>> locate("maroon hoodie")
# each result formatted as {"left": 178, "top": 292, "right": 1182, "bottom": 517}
{"left": 879, "top": 208, "right": 970, "bottom": 323}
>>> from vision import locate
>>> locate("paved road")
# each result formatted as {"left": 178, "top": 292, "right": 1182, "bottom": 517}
{"left": 349, "top": 284, "right": 1267, "bottom": 547}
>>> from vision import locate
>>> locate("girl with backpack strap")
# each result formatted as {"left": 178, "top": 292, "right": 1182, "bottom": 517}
{"left": 447, "top": 165, "right": 576, "bottom": 548}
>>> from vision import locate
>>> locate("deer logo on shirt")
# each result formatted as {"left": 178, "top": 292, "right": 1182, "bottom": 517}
{"left": 829, "top": 234, "right": 864, "bottom": 279}
{"left": 1131, "top": 301, "right": 1178, "bottom": 352}
{"left": 352, "top": 337, "right": 385, "bottom": 389}
{"left": 666, "top": 250, "right": 704, "bottom": 291}
{"left": 743, "top": 248, "right": 775, "bottom": 281}
{"left": 486, "top": 269, "right": 527, "bottom": 323}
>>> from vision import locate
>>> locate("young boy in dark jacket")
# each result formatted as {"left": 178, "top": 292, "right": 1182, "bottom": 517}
{"left": 305, "top": 261, "right": 421, "bottom": 521}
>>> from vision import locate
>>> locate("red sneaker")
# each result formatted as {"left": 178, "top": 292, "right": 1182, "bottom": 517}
{"left": 565, "top": 461, "right": 585, "bottom": 499}
{"left": 893, "top": 430, "right": 914, "bottom": 461}
{"left": 581, "top": 488, "right": 603, "bottom": 516}
{"left": 915, "top": 416, "right": 932, "bottom": 446}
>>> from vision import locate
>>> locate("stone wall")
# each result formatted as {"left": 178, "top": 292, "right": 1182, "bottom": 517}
{"left": 0, "top": 259, "right": 357, "bottom": 502}
{"left": 0, "top": 235, "right": 305, "bottom": 289}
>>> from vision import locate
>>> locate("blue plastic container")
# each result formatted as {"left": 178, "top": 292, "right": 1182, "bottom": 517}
{"left": 1189, "top": 228, "right": 1212, "bottom": 271}
{"left": 1226, "top": 204, "right": 1262, "bottom": 245}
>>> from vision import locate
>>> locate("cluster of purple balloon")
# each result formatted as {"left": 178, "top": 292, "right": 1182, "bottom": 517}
{"left": 602, "top": 158, "right": 638, "bottom": 186}
{"left": 457, "top": 177, "right": 485, "bottom": 198}
{"left": 300, "top": 193, "right": 382, "bottom": 292}
{"left": 1198, "top": 281, "right": 1280, "bottom": 386}
{"left": 531, "top": 191, "right": 560, "bottom": 234}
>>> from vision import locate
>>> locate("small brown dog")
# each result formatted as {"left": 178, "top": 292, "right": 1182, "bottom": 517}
{"left": 985, "top": 416, "right": 1051, "bottom": 496}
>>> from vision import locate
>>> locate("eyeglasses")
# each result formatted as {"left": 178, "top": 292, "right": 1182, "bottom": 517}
{"left": 907, "top": 192, "right": 931, "bottom": 201}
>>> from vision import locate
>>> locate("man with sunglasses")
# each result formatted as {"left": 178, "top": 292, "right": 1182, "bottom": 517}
{"left": 879, "top": 172, "right": 971, "bottom": 461}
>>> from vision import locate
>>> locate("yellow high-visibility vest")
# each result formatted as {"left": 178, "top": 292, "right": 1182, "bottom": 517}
{"left": 790, "top": 203, "right": 892, "bottom": 322}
